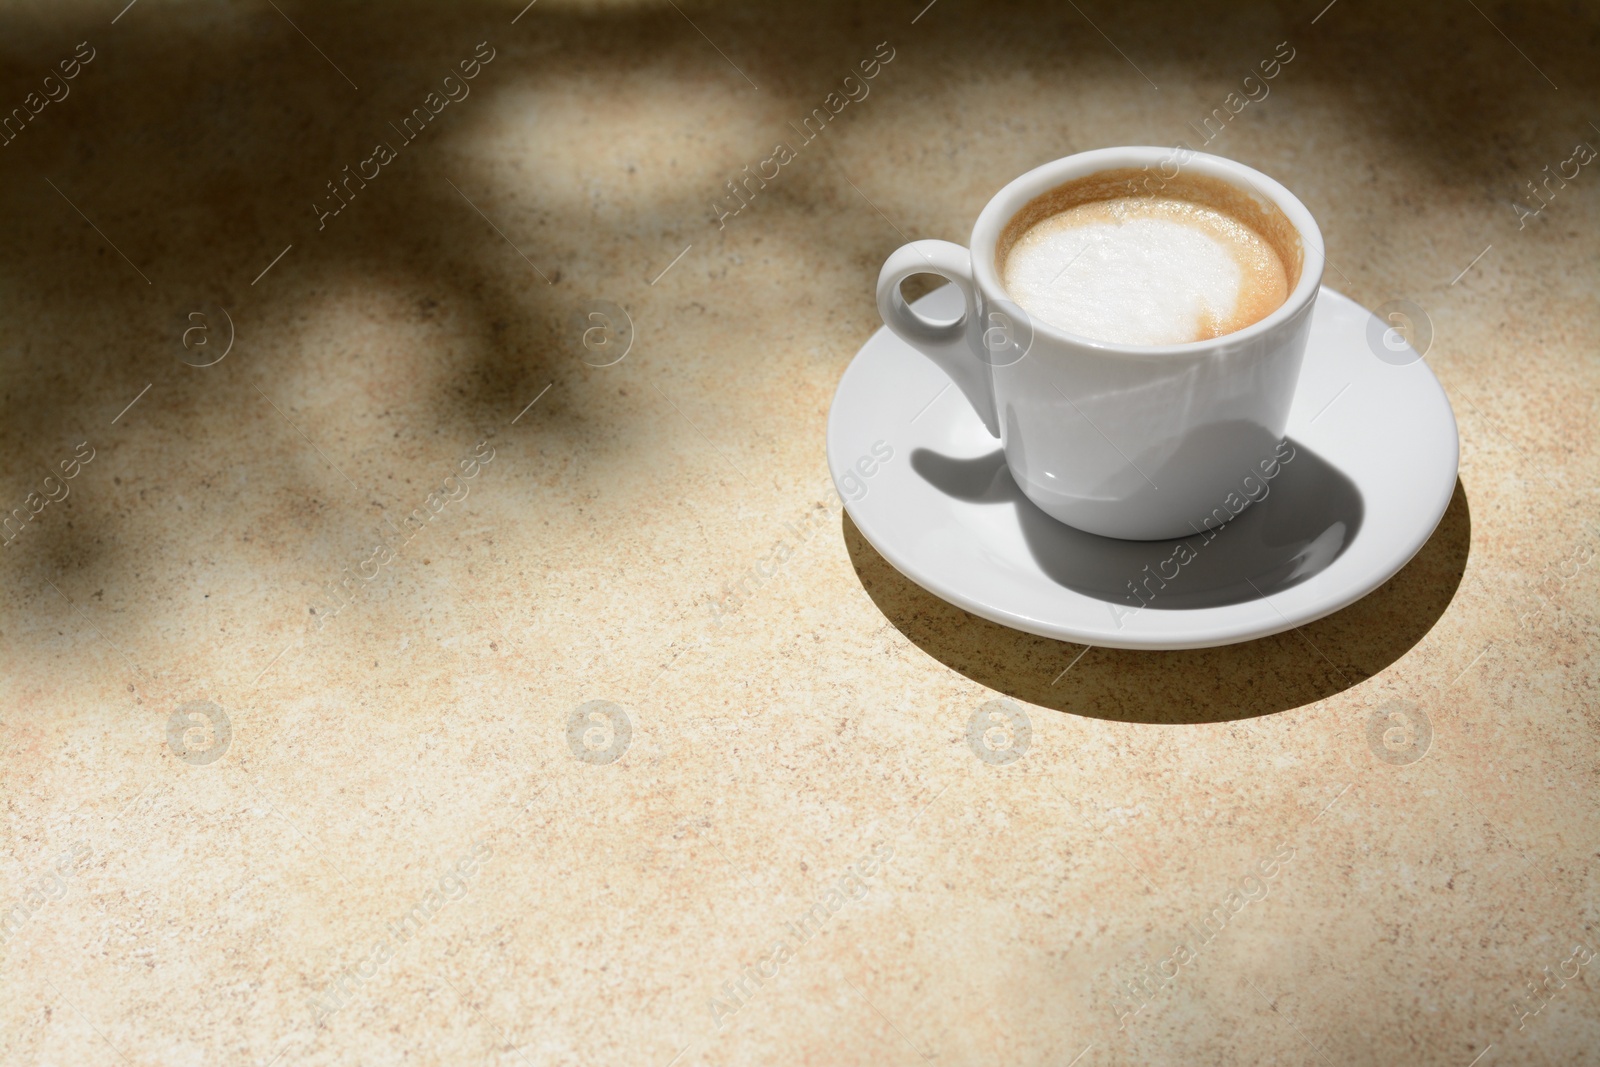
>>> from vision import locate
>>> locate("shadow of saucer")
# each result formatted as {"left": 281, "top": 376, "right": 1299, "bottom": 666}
{"left": 911, "top": 439, "right": 1363, "bottom": 609}
{"left": 844, "top": 479, "right": 1471, "bottom": 724}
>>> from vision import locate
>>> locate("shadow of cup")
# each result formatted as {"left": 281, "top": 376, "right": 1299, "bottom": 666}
{"left": 911, "top": 438, "right": 1363, "bottom": 610}
{"left": 844, "top": 479, "right": 1470, "bottom": 724}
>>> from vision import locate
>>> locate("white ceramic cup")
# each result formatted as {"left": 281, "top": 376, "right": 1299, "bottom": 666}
{"left": 875, "top": 146, "right": 1324, "bottom": 541}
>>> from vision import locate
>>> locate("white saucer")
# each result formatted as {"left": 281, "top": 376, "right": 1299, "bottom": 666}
{"left": 827, "top": 286, "right": 1459, "bottom": 650}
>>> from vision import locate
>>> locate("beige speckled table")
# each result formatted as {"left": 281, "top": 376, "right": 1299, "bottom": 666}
{"left": 1, "top": 1, "right": 1597, "bottom": 1064}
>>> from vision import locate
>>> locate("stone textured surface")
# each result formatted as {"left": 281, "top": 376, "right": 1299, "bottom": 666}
{"left": 0, "top": 1, "right": 1596, "bottom": 1064}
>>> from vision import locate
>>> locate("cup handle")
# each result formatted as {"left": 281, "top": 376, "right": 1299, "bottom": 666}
{"left": 876, "top": 240, "right": 1000, "bottom": 438}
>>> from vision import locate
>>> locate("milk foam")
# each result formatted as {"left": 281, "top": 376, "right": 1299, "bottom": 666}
{"left": 1002, "top": 197, "right": 1288, "bottom": 346}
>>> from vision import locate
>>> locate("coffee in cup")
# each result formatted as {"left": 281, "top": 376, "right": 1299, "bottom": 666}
{"left": 998, "top": 169, "right": 1300, "bottom": 346}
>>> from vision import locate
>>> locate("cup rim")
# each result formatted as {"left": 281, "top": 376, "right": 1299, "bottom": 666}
{"left": 971, "top": 146, "right": 1325, "bottom": 357}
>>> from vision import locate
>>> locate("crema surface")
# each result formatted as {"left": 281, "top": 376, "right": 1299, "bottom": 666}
{"left": 1002, "top": 196, "right": 1289, "bottom": 345}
